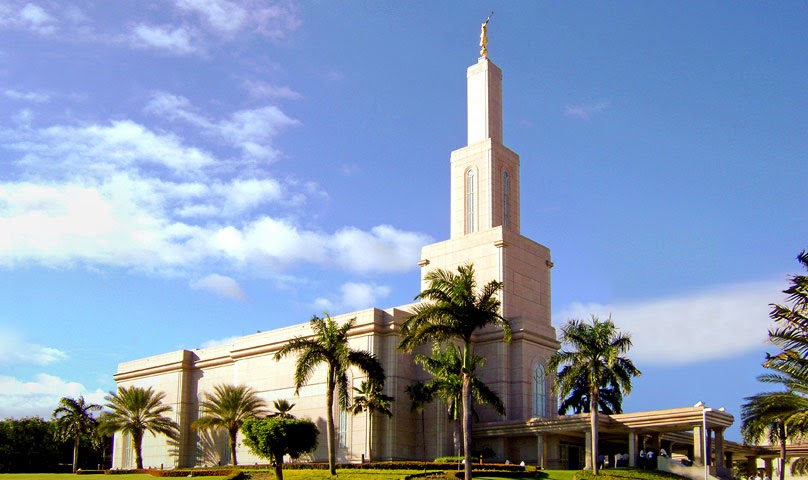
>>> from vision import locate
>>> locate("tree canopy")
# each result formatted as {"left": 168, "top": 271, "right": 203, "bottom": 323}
{"left": 242, "top": 416, "right": 319, "bottom": 480}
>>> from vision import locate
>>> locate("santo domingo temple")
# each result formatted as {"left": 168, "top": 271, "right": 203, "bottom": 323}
{"left": 113, "top": 34, "right": 778, "bottom": 479}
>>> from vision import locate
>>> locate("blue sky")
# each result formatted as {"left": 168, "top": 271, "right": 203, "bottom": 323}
{"left": 1, "top": 1, "right": 806, "bottom": 441}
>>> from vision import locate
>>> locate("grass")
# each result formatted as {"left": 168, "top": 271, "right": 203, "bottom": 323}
{"left": 0, "top": 476, "right": 188, "bottom": 480}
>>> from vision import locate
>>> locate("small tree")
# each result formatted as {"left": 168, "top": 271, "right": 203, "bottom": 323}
{"left": 99, "top": 386, "right": 179, "bottom": 470}
{"left": 348, "top": 380, "right": 393, "bottom": 462}
{"left": 405, "top": 381, "right": 433, "bottom": 464}
{"left": 242, "top": 417, "right": 319, "bottom": 480}
{"left": 192, "top": 384, "right": 267, "bottom": 466}
{"left": 52, "top": 396, "right": 102, "bottom": 472}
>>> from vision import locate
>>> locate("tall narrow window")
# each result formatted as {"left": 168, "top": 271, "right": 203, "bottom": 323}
{"left": 466, "top": 169, "right": 476, "bottom": 233}
{"left": 338, "top": 408, "right": 348, "bottom": 448}
{"left": 503, "top": 170, "right": 510, "bottom": 228}
{"left": 533, "top": 364, "right": 546, "bottom": 418}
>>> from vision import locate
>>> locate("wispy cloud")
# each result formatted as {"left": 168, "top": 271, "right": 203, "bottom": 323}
{"left": 190, "top": 273, "right": 246, "bottom": 300}
{"left": 564, "top": 100, "right": 610, "bottom": 120}
{"left": 0, "top": 327, "right": 67, "bottom": 365}
{"left": 314, "top": 282, "right": 392, "bottom": 313}
{"left": 175, "top": 0, "right": 301, "bottom": 39}
{"left": 3, "top": 88, "right": 50, "bottom": 102}
{"left": 242, "top": 80, "right": 302, "bottom": 100}
{"left": 554, "top": 280, "right": 782, "bottom": 366}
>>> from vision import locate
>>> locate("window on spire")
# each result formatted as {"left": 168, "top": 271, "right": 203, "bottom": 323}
{"left": 503, "top": 170, "right": 510, "bottom": 228}
{"left": 466, "top": 168, "right": 476, "bottom": 233}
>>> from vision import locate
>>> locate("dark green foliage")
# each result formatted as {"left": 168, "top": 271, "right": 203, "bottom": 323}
{"left": 0, "top": 417, "right": 61, "bottom": 472}
{"left": 549, "top": 315, "right": 640, "bottom": 475}
{"left": 241, "top": 416, "right": 319, "bottom": 480}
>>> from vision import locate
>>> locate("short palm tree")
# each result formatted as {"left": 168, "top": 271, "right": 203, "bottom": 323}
{"left": 99, "top": 386, "right": 180, "bottom": 470}
{"left": 548, "top": 315, "right": 640, "bottom": 475}
{"left": 52, "top": 396, "right": 102, "bottom": 472}
{"left": 348, "top": 380, "right": 393, "bottom": 462}
{"left": 741, "top": 370, "right": 808, "bottom": 480}
{"left": 399, "top": 263, "right": 511, "bottom": 480}
{"left": 274, "top": 313, "right": 385, "bottom": 476}
{"left": 415, "top": 344, "right": 505, "bottom": 457}
{"left": 270, "top": 399, "right": 296, "bottom": 418}
{"left": 193, "top": 384, "right": 267, "bottom": 466}
{"left": 405, "top": 381, "right": 434, "bottom": 464}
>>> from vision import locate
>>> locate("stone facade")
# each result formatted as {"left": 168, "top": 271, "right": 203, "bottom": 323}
{"left": 111, "top": 55, "right": 559, "bottom": 469}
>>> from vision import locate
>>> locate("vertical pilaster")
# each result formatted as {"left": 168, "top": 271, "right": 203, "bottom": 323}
{"left": 628, "top": 432, "right": 637, "bottom": 467}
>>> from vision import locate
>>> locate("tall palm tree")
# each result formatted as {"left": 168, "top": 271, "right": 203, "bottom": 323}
{"left": 193, "top": 384, "right": 267, "bottom": 466}
{"left": 743, "top": 251, "right": 808, "bottom": 480}
{"left": 405, "top": 381, "right": 434, "bottom": 464}
{"left": 741, "top": 370, "right": 808, "bottom": 480}
{"left": 270, "top": 399, "right": 296, "bottom": 419}
{"left": 548, "top": 315, "right": 640, "bottom": 475}
{"left": 274, "top": 313, "right": 385, "bottom": 476}
{"left": 415, "top": 344, "right": 505, "bottom": 457}
{"left": 399, "top": 264, "right": 511, "bottom": 480}
{"left": 557, "top": 376, "right": 624, "bottom": 415}
{"left": 99, "top": 386, "right": 179, "bottom": 470}
{"left": 52, "top": 396, "right": 102, "bottom": 472}
{"left": 348, "top": 380, "right": 393, "bottom": 462}
{"left": 766, "top": 250, "right": 808, "bottom": 378}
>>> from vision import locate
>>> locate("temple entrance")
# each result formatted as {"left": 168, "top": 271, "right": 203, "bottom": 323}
{"left": 561, "top": 442, "right": 585, "bottom": 470}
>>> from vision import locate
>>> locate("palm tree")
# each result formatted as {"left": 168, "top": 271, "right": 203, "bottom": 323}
{"left": 743, "top": 251, "right": 808, "bottom": 480}
{"left": 99, "top": 386, "right": 180, "bottom": 470}
{"left": 192, "top": 384, "right": 267, "bottom": 466}
{"left": 557, "top": 376, "right": 624, "bottom": 415}
{"left": 52, "top": 396, "right": 102, "bottom": 472}
{"left": 399, "top": 263, "right": 511, "bottom": 480}
{"left": 415, "top": 344, "right": 506, "bottom": 457}
{"left": 405, "top": 381, "right": 434, "bottom": 464}
{"left": 270, "top": 399, "right": 296, "bottom": 418}
{"left": 548, "top": 315, "right": 640, "bottom": 475}
{"left": 348, "top": 380, "right": 393, "bottom": 462}
{"left": 274, "top": 313, "right": 385, "bottom": 476}
{"left": 741, "top": 370, "right": 808, "bottom": 480}
{"left": 766, "top": 250, "right": 808, "bottom": 378}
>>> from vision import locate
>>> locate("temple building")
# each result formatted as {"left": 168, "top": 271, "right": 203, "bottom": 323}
{"left": 112, "top": 33, "right": 782, "bottom": 478}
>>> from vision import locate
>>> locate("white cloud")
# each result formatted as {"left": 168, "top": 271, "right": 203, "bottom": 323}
{"left": 314, "top": 282, "right": 392, "bottom": 313}
{"left": 332, "top": 225, "right": 432, "bottom": 273}
{"left": 0, "top": 327, "right": 67, "bottom": 365}
{"left": 0, "top": 374, "right": 106, "bottom": 419}
{"left": 564, "top": 101, "right": 610, "bottom": 120}
{"left": 3, "top": 88, "right": 50, "bottom": 102}
{"left": 190, "top": 273, "right": 246, "bottom": 300}
{"left": 0, "top": 100, "right": 430, "bottom": 278}
{"left": 129, "top": 24, "right": 197, "bottom": 55}
{"left": 554, "top": 280, "right": 782, "bottom": 366}
{"left": 200, "top": 335, "right": 242, "bottom": 349}
{"left": 175, "top": 0, "right": 247, "bottom": 34}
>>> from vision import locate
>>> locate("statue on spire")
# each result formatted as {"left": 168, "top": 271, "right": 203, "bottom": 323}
{"left": 480, "top": 12, "right": 493, "bottom": 57}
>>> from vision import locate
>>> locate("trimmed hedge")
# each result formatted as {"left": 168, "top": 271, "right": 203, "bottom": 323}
{"left": 575, "top": 468, "right": 688, "bottom": 480}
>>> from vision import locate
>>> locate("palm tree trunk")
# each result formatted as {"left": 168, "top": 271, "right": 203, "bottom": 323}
{"left": 133, "top": 431, "right": 144, "bottom": 470}
{"left": 591, "top": 390, "right": 599, "bottom": 475}
{"left": 73, "top": 435, "right": 80, "bottom": 472}
{"left": 326, "top": 380, "right": 337, "bottom": 476}
{"left": 229, "top": 429, "right": 238, "bottom": 466}
{"left": 421, "top": 409, "right": 427, "bottom": 464}
{"left": 779, "top": 436, "right": 787, "bottom": 480}
{"left": 274, "top": 462, "right": 284, "bottom": 480}
{"left": 366, "top": 411, "right": 373, "bottom": 463}
{"left": 462, "top": 372, "right": 473, "bottom": 480}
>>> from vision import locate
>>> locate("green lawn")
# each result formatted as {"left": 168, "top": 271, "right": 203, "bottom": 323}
{"left": 0, "top": 476, "right": 190, "bottom": 480}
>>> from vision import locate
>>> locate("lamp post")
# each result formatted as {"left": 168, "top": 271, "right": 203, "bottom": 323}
{"left": 703, "top": 405, "right": 712, "bottom": 480}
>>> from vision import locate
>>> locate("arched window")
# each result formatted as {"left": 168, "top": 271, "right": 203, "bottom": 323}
{"left": 533, "top": 364, "right": 547, "bottom": 418}
{"left": 466, "top": 169, "right": 476, "bottom": 233}
{"left": 503, "top": 170, "right": 510, "bottom": 228}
